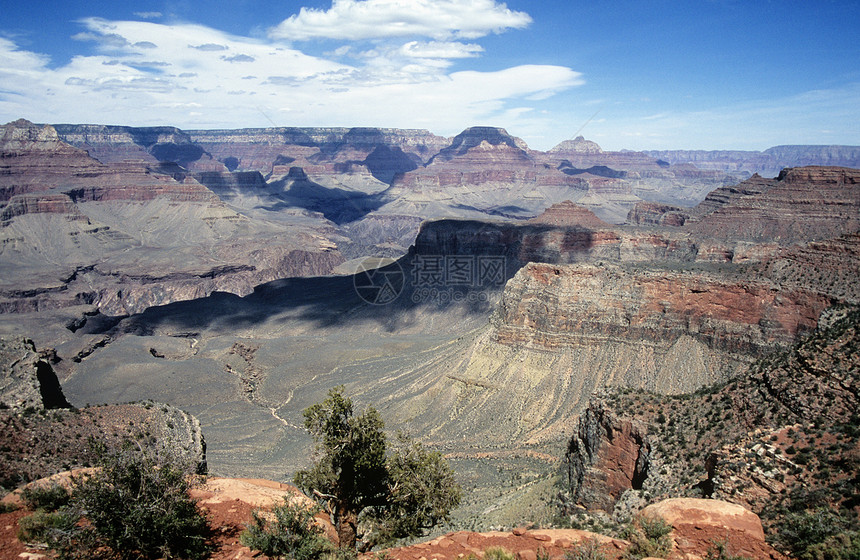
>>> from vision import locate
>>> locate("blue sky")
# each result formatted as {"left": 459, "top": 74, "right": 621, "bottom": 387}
{"left": 1, "top": 0, "right": 858, "bottom": 151}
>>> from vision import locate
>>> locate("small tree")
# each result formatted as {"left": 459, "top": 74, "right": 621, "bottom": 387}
{"left": 294, "top": 387, "right": 461, "bottom": 550}
{"left": 294, "top": 387, "right": 389, "bottom": 549}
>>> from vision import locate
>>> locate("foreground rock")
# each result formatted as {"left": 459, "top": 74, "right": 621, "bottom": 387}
{"left": 642, "top": 498, "right": 787, "bottom": 560}
{"left": 371, "top": 529, "right": 627, "bottom": 560}
{"left": 371, "top": 498, "right": 783, "bottom": 560}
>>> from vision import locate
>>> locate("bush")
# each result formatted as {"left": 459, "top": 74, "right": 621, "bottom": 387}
{"left": 565, "top": 537, "right": 607, "bottom": 560}
{"left": 21, "top": 483, "right": 70, "bottom": 511}
{"left": 704, "top": 539, "right": 752, "bottom": 560}
{"left": 240, "top": 497, "right": 333, "bottom": 560}
{"left": 0, "top": 500, "right": 18, "bottom": 514}
{"left": 29, "top": 441, "right": 210, "bottom": 560}
{"left": 803, "top": 530, "right": 860, "bottom": 560}
{"left": 68, "top": 443, "right": 210, "bottom": 560}
{"left": 775, "top": 508, "right": 860, "bottom": 560}
{"left": 17, "top": 508, "right": 78, "bottom": 545}
{"left": 622, "top": 514, "right": 672, "bottom": 559}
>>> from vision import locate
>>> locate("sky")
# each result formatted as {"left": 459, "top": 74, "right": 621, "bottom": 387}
{"left": 1, "top": 0, "right": 858, "bottom": 151}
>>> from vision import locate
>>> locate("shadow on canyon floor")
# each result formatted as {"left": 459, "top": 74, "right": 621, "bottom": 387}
{"left": 79, "top": 257, "right": 513, "bottom": 338}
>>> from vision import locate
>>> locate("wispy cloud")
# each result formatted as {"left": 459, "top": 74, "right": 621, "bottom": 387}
{"left": 268, "top": 0, "right": 531, "bottom": 41}
{"left": 588, "top": 82, "right": 860, "bottom": 150}
{"left": 133, "top": 12, "right": 162, "bottom": 20}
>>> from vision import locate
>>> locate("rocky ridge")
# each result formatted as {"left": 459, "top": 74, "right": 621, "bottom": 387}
{"left": 647, "top": 144, "right": 860, "bottom": 176}
{"left": 560, "top": 305, "right": 860, "bottom": 555}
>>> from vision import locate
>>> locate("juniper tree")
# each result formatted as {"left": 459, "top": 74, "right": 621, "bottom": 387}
{"left": 294, "top": 387, "right": 460, "bottom": 550}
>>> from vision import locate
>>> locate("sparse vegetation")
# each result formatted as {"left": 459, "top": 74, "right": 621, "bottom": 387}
{"left": 565, "top": 538, "right": 607, "bottom": 560}
{"left": 21, "top": 482, "right": 70, "bottom": 511}
{"left": 704, "top": 539, "right": 752, "bottom": 560}
{"left": 481, "top": 546, "right": 517, "bottom": 560}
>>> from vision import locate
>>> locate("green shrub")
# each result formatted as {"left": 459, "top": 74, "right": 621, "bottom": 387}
{"left": 775, "top": 508, "right": 860, "bottom": 560}
{"left": 776, "top": 508, "right": 843, "bottom": 556}
{"left": 30, "top": 442, "right": 210, "bottom": 560}
{"left": 68, "top": 443, "right": 210, "bottom": 560}
{"left": 803, "top": 530, "right": 860, "bottom": 560}
{"left": 239, "top": 497, "right": 332, "bottom": 560}
{"left": 21, "top": 483, "right": 70, "bottom": 511}
{"left": 17, "top": 508, "right": 78, "bottom": 547}
{"left": 0, "top": 500, "right": 18, "bottom": 514}
{"left": 482, "top": 547, "right": 516, "bottom": 560}
{"left": 704, "top": 539, "right": 752, "bottom": 560}
{"left": 565, "top": 538, "right": 607, "bottom": 560}
{"left": 622, "top": 514, "right": 672, "bottom": 559}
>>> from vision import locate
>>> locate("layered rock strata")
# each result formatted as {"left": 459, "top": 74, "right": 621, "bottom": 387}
{"left": 0, "top": 120, "right": 344, "bottom": 314}
{"left": 495, "top": 263, "right": 830, "bottom": 359}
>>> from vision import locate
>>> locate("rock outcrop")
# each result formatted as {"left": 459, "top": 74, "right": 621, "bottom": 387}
{"left": 565, "top": 402, "right": 650, "bottom": 511}
{"left": 528, "top": 200, "right": 610, "bottom": 228}
{"left": 0, "top": 399, "right": 208, "bottom": 485}
{"left": 641, "top": 498, "right": 786, "bottom": 560}
{"left": 625, "top": 201, "right": 689, "bottom": 227}
{"left": 0, "top": 338, "right": 69, "bottom": 411}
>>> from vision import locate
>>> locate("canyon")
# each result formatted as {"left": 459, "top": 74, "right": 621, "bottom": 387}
{"left": 1, "top": 116, "right": 859, "bottom": 555}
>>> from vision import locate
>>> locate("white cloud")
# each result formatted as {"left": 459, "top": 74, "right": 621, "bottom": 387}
{"left": 0, "top": 16, "right": 581, "bottom": 144}
{"left": 400, "top": 41, "right": 483, "bottom": 59}
{"left": 269, "top": 0, "right": 531, "bottom": 41}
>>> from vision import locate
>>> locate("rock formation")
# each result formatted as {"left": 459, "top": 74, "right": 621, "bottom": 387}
{"left": 0, "top": 338, "right": 69, "bottom": 411}
{"left": 641, "top": 498, "right": 786, "bottom": 560}
{"left": 559, "top": 305, "right": 860, "bottom": 556}
{"left": 496, "top": 263, "right": 830, "bottom": 357}
{"left": 565, "top": 402, "right": 650, "bottom": 511}
{"left": 527, "top": 200, "right": 610, "bottom": 228}
{"left": 686, "top": 166, "right": 860, "bottom": 243}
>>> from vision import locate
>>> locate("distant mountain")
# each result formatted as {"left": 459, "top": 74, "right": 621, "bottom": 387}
{"left": 645, "top": 144, "right": 860, "bottom": 176}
